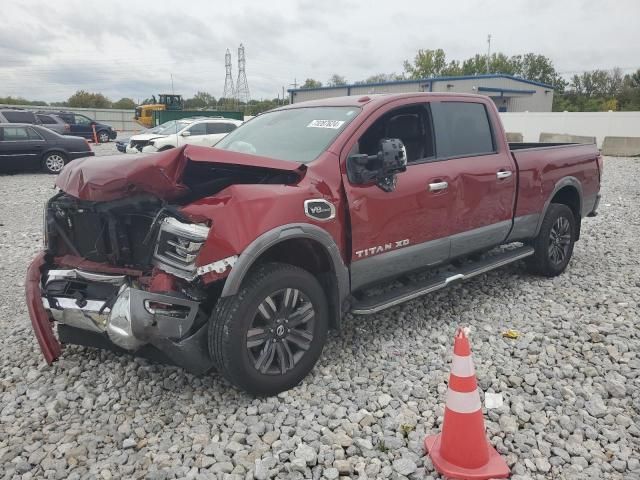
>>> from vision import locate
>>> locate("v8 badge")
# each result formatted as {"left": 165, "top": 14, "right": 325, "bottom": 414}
{"left": 304, "top": 199, "right": 336, "bottom": 222}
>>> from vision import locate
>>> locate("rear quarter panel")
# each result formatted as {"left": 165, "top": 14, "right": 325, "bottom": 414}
{"left": 512, "top": 144, "right": 601, "bottom": 220}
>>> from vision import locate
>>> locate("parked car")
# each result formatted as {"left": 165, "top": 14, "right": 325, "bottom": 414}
{"left": 125, "top": 117, "right": 242, "bottom": 153}
{"left": 50, "top": 111, "right": 117, "bottom": 143}
{"left": 0, "top": 123, "right": 93, "bottom": 174}
{"left": 116, "top": 121, "right": 180, "bottom": 152}
{"left": 35, "top": 112, "right": 71, "bottom": 135}
{"left": 0, "top": 108, "right": 40, "bottom": 125}
{"left": 26, "top": 93, "right": 602, "bottom": 395}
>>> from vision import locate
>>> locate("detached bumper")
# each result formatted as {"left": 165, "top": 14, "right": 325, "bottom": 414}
{"left": 25, "top": 252, "right": 214, "bottom": 373}
{"left": 25, "top": 252, "right": 61, "bottom": 364}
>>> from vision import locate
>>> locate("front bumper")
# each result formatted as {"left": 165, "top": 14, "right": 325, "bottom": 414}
{"left": 25, "top": 253, "right": 214, "bottom": 373}
{"left": 141, "top": 145, "right": 159, "bottom": 153}
{"left": 125, "top": 145, "right": 143, "bottom": 154}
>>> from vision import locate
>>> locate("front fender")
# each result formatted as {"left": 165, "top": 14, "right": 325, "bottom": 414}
{"left": 220, "top": 223, "right": 350, "bottom": 308}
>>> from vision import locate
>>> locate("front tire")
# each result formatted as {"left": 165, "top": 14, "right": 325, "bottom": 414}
{"left": 526, "top": 203, "right": 576, "bottom": 277}
{"left": 43, "top": 152, "right": 67, "bottom": 174}
{"left": 209, "top": 263, "right": 329, "bottom": 396}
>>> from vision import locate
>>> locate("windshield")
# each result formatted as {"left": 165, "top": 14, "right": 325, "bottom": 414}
{"left": 154, "top": 120, "right": 190, "bottom": 134}
{"left": 215, "top": 106, "right": 360, "bottom": 163}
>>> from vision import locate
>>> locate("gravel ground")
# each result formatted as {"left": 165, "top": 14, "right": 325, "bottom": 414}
{"left": 1, "top": 150, "right": 639, "bottom": 480}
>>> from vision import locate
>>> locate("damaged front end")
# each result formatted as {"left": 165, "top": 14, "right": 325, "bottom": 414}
{"left": 33, "top": 192, "right": 217, "bottom": 373}
{"left": 26, "top": 145, "right": 302, "bottom": 372}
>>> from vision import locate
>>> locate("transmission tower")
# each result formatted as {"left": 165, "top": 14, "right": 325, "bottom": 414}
{"left": 222, "top": 49, "right": 235, "bottom": 110}
{"left": 235, "top": 43, "right": 251, "bottom": 110}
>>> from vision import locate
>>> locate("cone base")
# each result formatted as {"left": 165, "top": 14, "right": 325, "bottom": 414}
{"left": 425, "top": 434, "right": 510, "bottom": 480}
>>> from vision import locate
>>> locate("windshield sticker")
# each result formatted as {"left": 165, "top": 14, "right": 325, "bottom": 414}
{"left": 307, "top": 119, "right": 345, "bottom": 129}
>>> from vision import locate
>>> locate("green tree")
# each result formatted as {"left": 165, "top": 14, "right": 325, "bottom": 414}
{"left": 327, "top": 74, "right": 347, "bottom": 87}
{"left": 354, "top": 73, "right": 405, "bottom": 84}
{"left": 184, "top": 91, "right": 216, "bottom": 109}
{"left": 301, "top": 78, "right": 323, "bottom": 89}
{"left": 67, "top": 90, "right": 111, "bottom": 108}
{"left": 0, "top": 96, "right": 48, "bottom": 106}
{"left": 404, "top": 48, "right": 450, "bottom": 78}
{"left": 112, "top": 97, "right": 136, "bottom": 109}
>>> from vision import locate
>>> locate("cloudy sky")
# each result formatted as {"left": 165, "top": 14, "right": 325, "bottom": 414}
{"left": 1, "top": 0, "right": 638, "bottom": 103}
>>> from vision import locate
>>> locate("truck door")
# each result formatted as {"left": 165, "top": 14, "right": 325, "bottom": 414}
{"left": 430, "top": 101, "right": 516, "bottom": 258}
{"left": 342, "top": 101, "right": 455, "bottom": 290}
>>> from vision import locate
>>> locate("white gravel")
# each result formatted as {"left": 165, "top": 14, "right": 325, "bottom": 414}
{"left": 1, "top": 149, "right": 639, "bottom": 479}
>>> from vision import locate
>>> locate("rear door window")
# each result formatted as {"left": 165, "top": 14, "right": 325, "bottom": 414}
{"left": 37, "top": 114, "right": 56, "bottom": 124}
{"left": 206, "top": 122, "right": 237, "bottom": 134}
{"left": 27, "top": 127, "right": 44, "bottom": 140}
{"left": 2, "top": 111, "right": 36, "bottom": 123}
{"left": 58, "top": 114, "right": 75, "bottom": 124}
{"left": 431, "top": 102, "right": 495, "bottom": 159}
{"left": 2, "top": 127, "right": 30, "bottom": 141}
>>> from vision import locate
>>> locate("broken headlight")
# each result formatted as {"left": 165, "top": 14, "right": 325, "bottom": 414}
{"left": 153, "top": 217, "right": 210, "bottom": 278}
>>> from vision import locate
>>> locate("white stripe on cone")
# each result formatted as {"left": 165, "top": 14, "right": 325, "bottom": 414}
{"left": 445, "top": 388, "right": 482, "bottom": 414}
{"left": 451, "top": 354, "right": 475, "bottom": 377}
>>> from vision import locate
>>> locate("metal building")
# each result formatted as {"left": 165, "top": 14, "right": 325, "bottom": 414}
{"left": 288, "top": 74, "right": 554, "bottom": 112}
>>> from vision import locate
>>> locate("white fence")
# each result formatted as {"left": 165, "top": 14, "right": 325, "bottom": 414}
{"left": 499, "top": 111, "right": 640, "bottom": 147}
{"left": 0, "top": 104, "right": 138, "bottom": 131}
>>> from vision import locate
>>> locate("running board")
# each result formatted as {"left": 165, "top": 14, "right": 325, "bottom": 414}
{"left": 350, "top": 246, "right": 534, "bottom": 315}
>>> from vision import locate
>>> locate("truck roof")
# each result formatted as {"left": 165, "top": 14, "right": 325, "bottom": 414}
{"left": 278, "top": 92, "right": 490, "bottom": 111}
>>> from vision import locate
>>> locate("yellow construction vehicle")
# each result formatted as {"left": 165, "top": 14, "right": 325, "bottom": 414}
{"left": 134, "top": 94, "right": 184, "bottom": 128}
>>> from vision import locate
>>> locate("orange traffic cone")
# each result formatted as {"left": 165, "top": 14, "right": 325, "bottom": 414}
{"left": 424, "top": 327, "right": 510, "bottom": 479}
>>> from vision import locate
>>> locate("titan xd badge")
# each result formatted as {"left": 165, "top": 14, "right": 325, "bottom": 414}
{"left": 304, "top": 199, "right": 336, "bottom": 221}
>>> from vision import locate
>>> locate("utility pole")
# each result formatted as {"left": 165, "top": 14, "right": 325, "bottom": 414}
{"left": 486, "top": 34, "right": 492, "bottom": 74}
{"left": 290, "top": 78, "right": 298, "bottom": 90}
{"left": 170, "top": 74, "right": 175, "bottom": 94}
{"left": 223, "top": 49, "right": 235, "bottom": 110}
{"left": 282, "top": 86, "right": 285, "bottom": 105}
{"left": 235, "top": 43, "right": 251, "bottom": 112}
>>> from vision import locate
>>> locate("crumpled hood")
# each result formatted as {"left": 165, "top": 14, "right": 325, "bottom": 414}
{"left": 56, "top": 145, "right": 304, "bottom": 202}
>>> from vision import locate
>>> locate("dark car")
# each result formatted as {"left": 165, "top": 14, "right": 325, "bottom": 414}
{"left": 0, "top": 123, "right": 94, "bottom": 174}
{"left": 50, "top": 112, "right": 117, "bottom": 143}
{"left": 36, "top": 113, "right": 71, "bottom": 135}
{"left": 0, "top": 108, "right": 40, "bottom": 125}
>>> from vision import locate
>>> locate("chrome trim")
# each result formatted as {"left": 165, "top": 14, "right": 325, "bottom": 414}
{"left": 45, "top": 269, "right": 127, "bottom": 286}
{"left": 496, "top": 170, "right": 513, "bottom": 179}
{"left": 428, "top": 181, "right": 448, "bottom": 192}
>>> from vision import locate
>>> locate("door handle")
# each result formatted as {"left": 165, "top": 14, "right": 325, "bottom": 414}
{"left": 496, "top": 170, "right": 512, "bottom": 180}
{"left": 428, "top": 181, "right": 448, "bottom": 192}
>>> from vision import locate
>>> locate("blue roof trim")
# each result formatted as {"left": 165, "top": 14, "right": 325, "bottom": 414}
{"left": 478, "top": 87, "right": 536, "bottom": 95}
{"left": 288, "top": 74, "right": 554, "bottom": 93}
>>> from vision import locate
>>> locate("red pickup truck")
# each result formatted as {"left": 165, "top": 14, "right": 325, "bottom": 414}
{"left": 26, "top": 93, "right": 602, "bottom": 395}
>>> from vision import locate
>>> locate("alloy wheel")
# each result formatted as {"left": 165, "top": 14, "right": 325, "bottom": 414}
{"left": 246, "top": 288, "right": 315, "bottom": 375}
{"left": 548, "top": 216, "right": 571, "bottom": 265}
{"left": 45, "top": 154, "right": 65, "bottom": 173}
{"left": 99, "top": 132, "right": 109, "bottom": 143}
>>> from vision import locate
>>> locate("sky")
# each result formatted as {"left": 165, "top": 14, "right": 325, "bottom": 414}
{"left": 1, "top": 0, "right": 639, "bottom": 103}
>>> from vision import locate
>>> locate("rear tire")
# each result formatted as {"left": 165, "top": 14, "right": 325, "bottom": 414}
{"left": 526, "top": 203, "right": 576, "bottom": 277}
{"left": 43, "top": 152, "right": 67, "bottom": 174}
{"left": 209, "top": 263, "right": 328, "bottom": 396}
{"left": 97, "top": 130, "right": 110, "bottom": 143}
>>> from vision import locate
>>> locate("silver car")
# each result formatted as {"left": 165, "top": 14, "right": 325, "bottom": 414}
{"left": 35, "top": 113, "right": 70, "bottom": 135}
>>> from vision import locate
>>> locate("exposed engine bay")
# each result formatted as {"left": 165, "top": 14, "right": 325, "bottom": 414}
{"left": 37, "top": 145, "right": 304, "bottom": 371}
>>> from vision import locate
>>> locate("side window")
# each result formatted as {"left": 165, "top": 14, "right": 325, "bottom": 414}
{"left": 206, "top": 122, "right": 237, "bottom": 134}
{"left": 431, "top": 102, "right": 495, "bottom": 159}
{"left": 3, "top": 127, "right": 30, "bottom": 141}
{"left": 27, "top": 127, "right": 44, "bottom": 140}
{"left": 2, "top": 111, "right": 35, "bottom": 123}
{"left": 58, "top": 114, "right": 75, "bottom": 124}
{"left": 37, "top": 115, "right": 56, "bottom": 124}
{"left": 357, "top": 104, "right": 434, "bottom": 163}
{"left": 75, "top": 115, "right": 92, "bottom": 126}
{"left": 188, "top": 123, "right": 208, "bottom": 136}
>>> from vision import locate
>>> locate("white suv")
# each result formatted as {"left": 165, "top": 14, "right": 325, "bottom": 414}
{"left": 126, "top": 117, "right": 242, "bottom": 153}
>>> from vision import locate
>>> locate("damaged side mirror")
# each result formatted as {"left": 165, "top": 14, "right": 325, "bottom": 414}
{"left": 346, "top": 138, "right": 407, "bottom": 192}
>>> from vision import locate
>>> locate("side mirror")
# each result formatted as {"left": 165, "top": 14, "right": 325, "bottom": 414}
{"left": 180, "top": 130, "right": 191, "bottom": 137}
{"left": 347, "top": 138, "right": 407, "bottom": 192}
